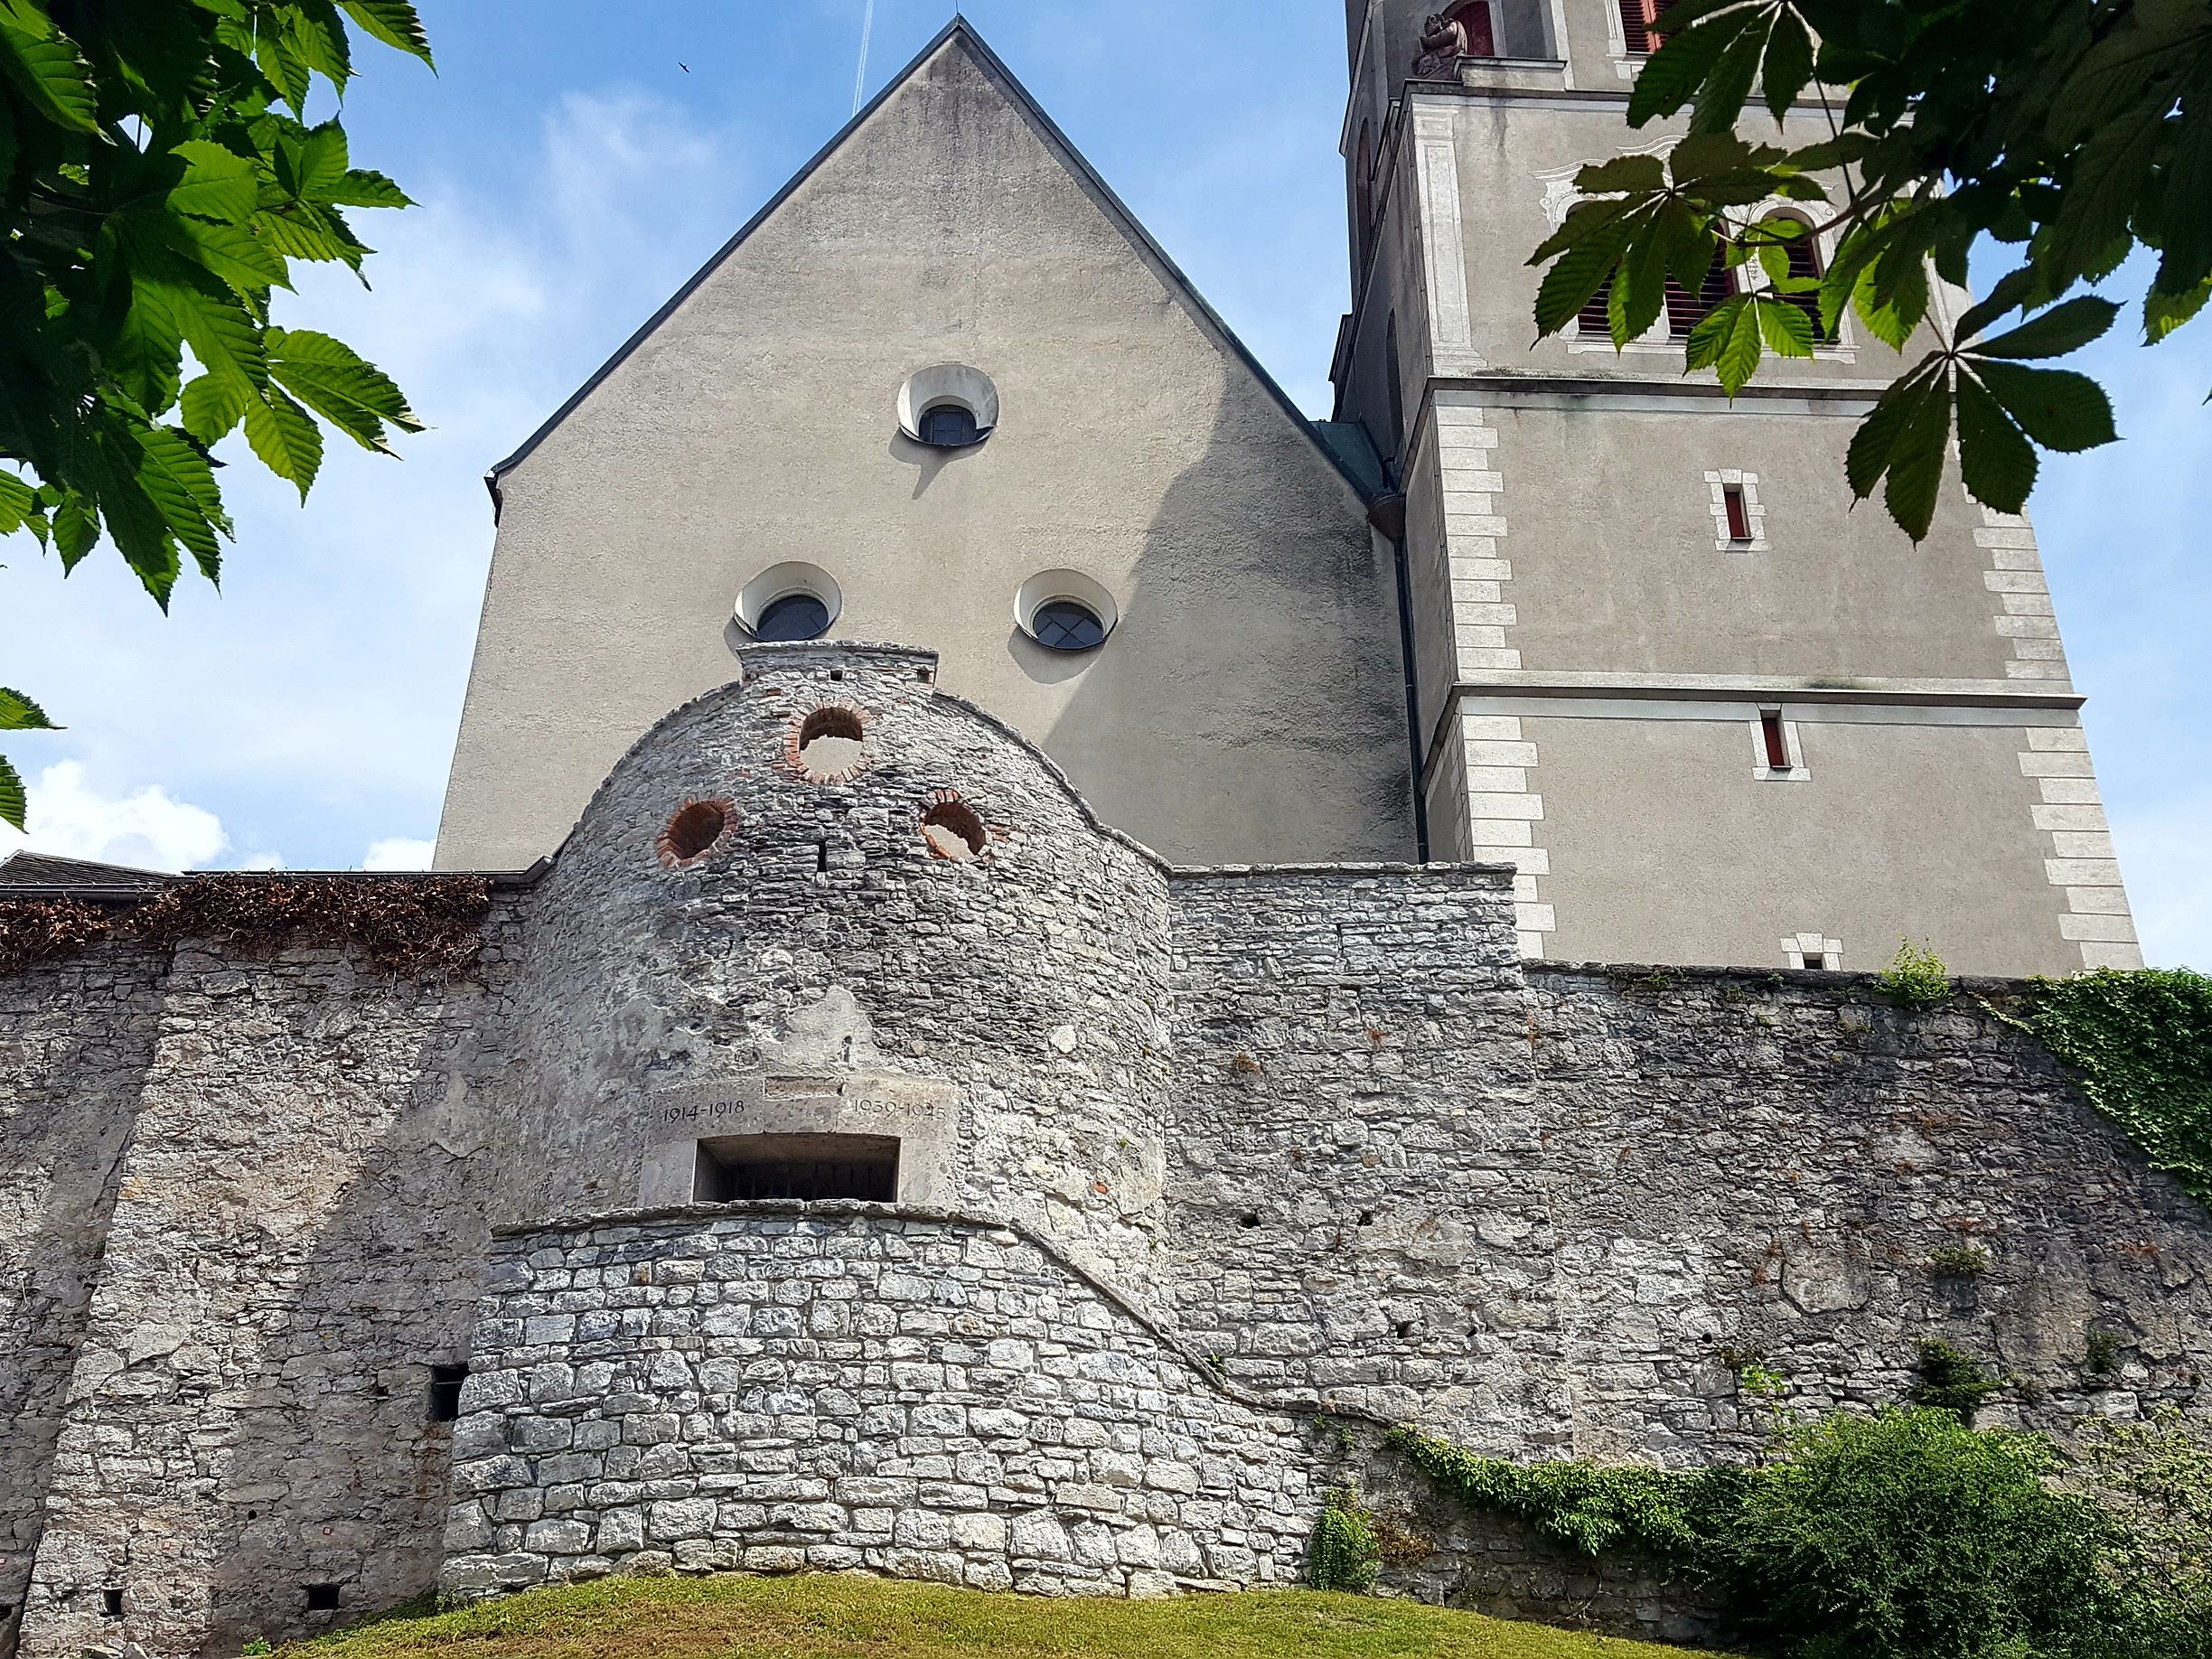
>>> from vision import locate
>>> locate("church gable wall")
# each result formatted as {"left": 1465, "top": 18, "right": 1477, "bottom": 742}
{"left": 439, "top": 34, "right": 1411, "bottom": 875}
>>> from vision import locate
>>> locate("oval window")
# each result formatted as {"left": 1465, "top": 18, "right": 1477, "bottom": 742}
{"left": 1032, "top": 599, "right": 1108, "bottom": 653}
{"left": 755, "top": 592, "right": 831, "bottom": 642}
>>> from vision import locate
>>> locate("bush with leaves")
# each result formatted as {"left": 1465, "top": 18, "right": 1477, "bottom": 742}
{"left": 1531, "top": 0, "right": 2212, "bottom": 541}
{"left": 0, "top": 0, "right": 433, "bottom": 828}
{"left": 1308, "top": 1486, "right": 1383, "bottom": 1593}
{"left": 1878, "top": 938, "right": 1953, "bottom": 1008}
{"left": 2073, "top": 1410, "right": 2212, "bottom": 1659}
{"left": 1391, "top": 1409, "right": 2185, "bottom": 1658}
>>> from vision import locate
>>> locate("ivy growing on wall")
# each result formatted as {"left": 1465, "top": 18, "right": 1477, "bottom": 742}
{"left": 2013, "top": 968, "right": 2212, "bottom": 1214}
{"left": 1307, "top": 1486, "right": 1382, "bottom": 1593}
{"left": 0, "top": 876, "right": 492, "bottom": 979}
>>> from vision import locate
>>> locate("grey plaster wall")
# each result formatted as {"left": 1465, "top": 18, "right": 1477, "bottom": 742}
{"left": 1519, "top": 711, "right": 2082, "bottom": 976}
{"left": 13, "top": 923, "right": 521, "bottom": 1659}
{"left": 439, "top": 1209, "right": 1318, "bottom": 1602}
{"left": 436, "top": 29, "right": 1411, "bottom": 875}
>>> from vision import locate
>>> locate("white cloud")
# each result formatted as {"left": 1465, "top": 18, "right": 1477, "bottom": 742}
{"left": 362, "top": 839, "right": 436, "bottom": 871}
{"left": 0, "top": 762, "right": 229, "bottom": 873}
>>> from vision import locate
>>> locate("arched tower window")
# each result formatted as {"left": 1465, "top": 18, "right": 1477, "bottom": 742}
{"left": 1619, "top": 0, "right": 1664, "bottom": 55}
{"left": 1448, "top": 1, "right": 1497, "bottom": 58}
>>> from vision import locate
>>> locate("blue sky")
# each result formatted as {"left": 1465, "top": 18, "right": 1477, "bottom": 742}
{"left": 1, "top": 2, "right": 2205, "bottom": 966}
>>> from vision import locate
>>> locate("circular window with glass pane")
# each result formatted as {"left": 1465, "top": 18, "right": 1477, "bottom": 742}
{"left": 755, "top": 592, "right": 831, "bottom": 642}
{"left": 1032, "top": 599, "right": 1108, "bottom": 652}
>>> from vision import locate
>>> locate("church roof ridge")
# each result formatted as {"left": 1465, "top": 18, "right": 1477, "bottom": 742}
{"left": 483, "top": 17, "right": 1375, "bottom": 508}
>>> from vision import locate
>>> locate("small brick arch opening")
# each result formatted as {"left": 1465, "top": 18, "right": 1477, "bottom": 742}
{"left": 795, "top": 706, "right": 867, "bottom": 783}
{"left": 920, "top": 795, "right": 989, "bottom": 862}
{"left": 659, "top": 800, "right": 732, "bottom": 867}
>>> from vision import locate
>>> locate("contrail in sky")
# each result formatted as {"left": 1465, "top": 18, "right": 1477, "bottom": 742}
{"left": 853, "top": 0, "right": 876, "bottom": 115}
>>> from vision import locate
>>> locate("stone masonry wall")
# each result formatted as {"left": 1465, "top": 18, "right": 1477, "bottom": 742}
{"left": 14, "top": 908, "right": 523, "bottom": 1659}
{"left": 0, "top": 946, "right": 169, "bottom": 1658}
{"left": 439, "top": 1207, "right": 1319, "bottom": 1601}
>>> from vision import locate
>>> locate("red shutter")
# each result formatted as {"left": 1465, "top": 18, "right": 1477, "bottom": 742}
{"left": 1578, "top": 275, "right": 1615, "bottom": 338}
{"left": 1619, "top": 0, "right": 1661, "bottom": 53}
{"left": 1761, "top": 713, "right": 1792, "bottom": 772}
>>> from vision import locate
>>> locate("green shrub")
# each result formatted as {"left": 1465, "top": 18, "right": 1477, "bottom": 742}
{"left": 1390, "top": 1409, "right": 2192, "bottom": 1658}
{"left": 1711, "top": 1410, "right": 2131, "bottom": 1659}
{"left": 1928, "top": 1245, "right": 1992, "bottom": 1279}
{"left": 1308, "top": 1486, "right": 1382, "bottom": 1593}
{"left": 1879, "top": 940, "right": 1954, "bottom": 1008}
{"left": 2012, "top": 968, "right": 2212, "bottom": 1214}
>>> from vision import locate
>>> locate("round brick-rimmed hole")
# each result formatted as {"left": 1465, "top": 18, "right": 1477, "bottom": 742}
{"left": 919, "top": 792, "right": 989, "bottom": 863}
{"left": 658, "top": 799, "right": 735, "bottom": 868}
{"left": 791, "top": 705, "right": 868, "bottom": 783}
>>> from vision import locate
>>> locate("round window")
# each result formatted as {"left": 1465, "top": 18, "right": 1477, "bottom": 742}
{"left": 918, "top": 403, "right": 980, "bottom": 448}
{"left": 755, "top": 592, "right": 831, "bottom": 642}
{"left": 1032, "top": 600, "right": 1108, "bottom": 652}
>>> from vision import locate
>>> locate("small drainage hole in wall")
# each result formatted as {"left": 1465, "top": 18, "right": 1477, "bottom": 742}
{"left": 1358, "top": 1211, "right": 1374, "bottom": 1227}
{"left": 920, "top": 798, "right": 988, "bottom": 862}
{"left": 101, "top": 1589, "right": 122, "bottom": 1618}
{"left": 659, "top": 800, "right": 731, "bottom": 867}
{"left": 305, "top": 1584, "right": 342, "bottom": 1613}
{"left": 797, "top": 708, "right": 866, "bottom": 781}
{"left": 1239, "top": 1214, "right": 1261, "bottom": 1229}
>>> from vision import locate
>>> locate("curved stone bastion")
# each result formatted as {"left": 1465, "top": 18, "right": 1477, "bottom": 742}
{"left": 439, "top": 1205, "right": 1318, "bottom": 1600}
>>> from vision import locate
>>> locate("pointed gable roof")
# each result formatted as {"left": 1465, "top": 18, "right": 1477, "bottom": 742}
{"left": 486, "top": 20, "right": 1372, "bottom": 504}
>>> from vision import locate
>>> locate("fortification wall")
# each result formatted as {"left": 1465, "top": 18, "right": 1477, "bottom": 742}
{"left": 439, "top": 1207, "right": 1317, "bottom": 1600}
{"left": 12, "top": 913, "right": 522, "bottom": 1659}
{"left": 0, "top": 947, "right": 168, "bottom": 1655}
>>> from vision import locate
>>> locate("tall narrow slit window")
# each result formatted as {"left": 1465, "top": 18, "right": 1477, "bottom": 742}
{"left": 426, "top": 1363, "right": 468, "bottom": 1423}
{"left": 1667, "top": 246, "right": 1735, "bottom": 338}
{"left": 1761, "top": 711, "right": 1794, "bottom": 773}
{"left": 1619, "top": 0, "right": 1664, "bottom": 54}
{"left": 1724, "top": 483, "right": 1753, "bottom": 542}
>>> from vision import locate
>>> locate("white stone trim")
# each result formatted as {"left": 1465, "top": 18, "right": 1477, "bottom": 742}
{"left": 1432, "top": 391, "right": 1553, "bottom": 957}
{"left": 1706, "top": 469, "right": 1769, "bottom": 552}
{"left": 1413, "top": 107, "right": 1483, "bottom": 375}
{"left": 1782, "top": 933, "right": 1844, "bottom": 970}
{"left": 2016, "top": 726, "right": 2144, "bottom": 970}
{"left": 1750, "top": 708, "right": 1810, "bottom": 782}
{"left": 1974, "top": 507, "right": 2071, "bottom": 685}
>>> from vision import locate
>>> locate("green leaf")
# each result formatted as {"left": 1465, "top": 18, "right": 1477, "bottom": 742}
{"left": 268, "top": 326, "right": 421, "bottom": 451}
{"left": 2039, "top": 110, "right": 2165, "bottom": 294}
{"left": 168, "top": 141, "right": 261, "bottom": 224}
{"left": 1685, "top": 294, "right": 1764, "bottom": 394}
{"left": 244, "top": 384, "right": 324, "bottom": 497}
{"left": 254, "top": 23, "right": 313, "bottom": 109}
{"left": 1848, "top": 367, "right": 1939, "bottom": 501}
{"left": 1692, "top": 17, "right": 1771, "bottom": 136}
{"left": 1536, "top": 232, "right": 1630, "bottom": 337}
{"left": 1972, "top": 361, "right": 2120, "bottom": 453}
{"left": 1612, "top": 234, "right": 1669, "bottom": 344}
{"left": 2146, "top": 276, "right": 2212, "bottom": 343}
{"left": 105, "top": 282, "right": 186, "bottom": 415}
{"left": 1574, "top": 155, "right": 1668, "bottom": 195}
{"left": 319, "top": 166, "right": 411, "bottom": 210}
{"left": 139, "top": 273, "right": 270, "bottom": 394}
{"left": 1531, "top": 198, "right": 1636, "bottom": 267}
{"left": 0, "top": 471, "right": 36, "bottom": 535}
{"left": 1955, "top": 370, "right": 2039, "bottom": 515}
{"left": 1975, "top": 296, "right": 2120, "bottom": 361}
{"left": 338, "top": 0, "right": 435, "bottom": 67}
{"left": 1885, "top": 370, "right": 1954, "bottom": 542}
{"left": 1629, "top": 15, "right": 1742, "bottom": 128}
{"left": 1754, "top": 294, "right": 1816, "bottom": 359}
{"left": 292, "top": 122, "right": 351, "bottom": 200}
{"left": 0, "top": 752, "right": 24, "bottom": 831}
{"left": 161, "top": 211, "right": 289, "bottom": 295}
{"left": 0, "top": 16, "right": 98, "bottom": 134}
{"left": 2157, "top": 89, "right": 2212, "bottom": 295}
{"left": 0, "top": 687, "right": 57, "bottom": 731}
{"left": 1954, "top": 267, "right": 2039, "bottom": 348}
{"left": 1853, "top": 258, "right": 1926, "bottom": 351}
{"left": 1762, "top": 7, "right": 1815, "bottom": 120}
{"left": 52, "top": 495, "right": 98, "bottom": 569}
{"left": 181, "top": 370, "right": 251, "bottom": 444}
{"left": 135, "top": 426, "right": 230, "bottom": 581}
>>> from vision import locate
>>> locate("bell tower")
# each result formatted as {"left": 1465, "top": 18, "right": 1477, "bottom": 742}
{"left": 1330, "top": 0, "right": 2143, "bottom": 976}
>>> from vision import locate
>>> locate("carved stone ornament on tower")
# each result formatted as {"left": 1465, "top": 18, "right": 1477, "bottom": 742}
{"left": 1413, "top": 12, "right": 1471, "bottom": 78}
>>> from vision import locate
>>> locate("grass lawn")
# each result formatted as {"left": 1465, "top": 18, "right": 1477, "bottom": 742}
{"left": 285, "top": 1572, "right": 1737, "bottom": 1659}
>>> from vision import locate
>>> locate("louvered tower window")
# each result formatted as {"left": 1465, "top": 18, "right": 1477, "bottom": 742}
{"left": 1619, "top": 0, "right": 1664, "bottom": 54}
{"left": 1667, "top": 246, "right": 1735, "bottom": 338}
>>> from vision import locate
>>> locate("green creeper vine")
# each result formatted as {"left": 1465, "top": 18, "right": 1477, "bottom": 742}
{"left": 1307, "top": 1486, "right": 1382, "bottom": 1593}
{"left": 2008, "top": 969, "right": 2212, "bottom": 1214}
